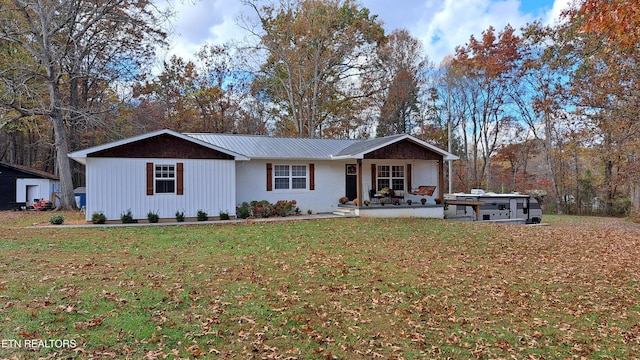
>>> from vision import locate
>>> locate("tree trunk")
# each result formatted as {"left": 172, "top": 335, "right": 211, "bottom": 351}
{"left": 48, "top": 78, "right": 77, "bottom": 210}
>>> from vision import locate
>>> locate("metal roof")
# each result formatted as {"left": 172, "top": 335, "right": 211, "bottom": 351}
{"left": 186, "top": 133, "right": 359, "bottom": 160}
{"left": 187, "top": 133, "right": 459, "bottom": 160}
{"left": 68, "top": 129, "right": 458, "bottom": 162}
{"left": 333, "top": 134, "right": 406, "bottom": 157}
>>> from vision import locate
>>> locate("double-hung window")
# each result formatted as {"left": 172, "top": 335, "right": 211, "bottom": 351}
{"left": 155, "top": 164, "right": 176, "bottom": 193}
{"left": 274, "top": 165, "right": 307, "bottom": 190}
{"left": 377, "top": 165, "right": 405, "bottom": 190}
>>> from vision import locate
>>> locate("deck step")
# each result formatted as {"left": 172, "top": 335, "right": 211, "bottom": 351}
{"left": 332, "top": 207, "right": 356, "bottom": 217}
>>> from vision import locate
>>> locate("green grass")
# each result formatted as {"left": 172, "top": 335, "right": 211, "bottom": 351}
{"left": 1, "top": 211, "right": 639, "bottom": 358}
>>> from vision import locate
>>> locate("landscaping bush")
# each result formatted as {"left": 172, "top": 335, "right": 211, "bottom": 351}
{"left": 120, "top": 209, "right": 135, "bottom": 223}
{"left": 197, "top": 210, "right": 208, "bottom": 221}
{"left": 147, "top": 210, "right": 159, "bottom": 223}
{"left": 49, "top": 214, "right": 64, "bottom": 225}
{"left": 250, "top": 200, "right": 273, "bottom": 218}
{"left": 175, "top": 211, "right": 185, "bottom": 222}
{"left": 274, "top": 200, "right": 297, "bottom": 217}
{"left": 236, "top": 202, "right": 251, "bottom": 219}
{"left": 219, "top": 210, "right": 230, "bottom": 220}
{"left": 91, "top": 211, "right": 106, "bottom": 224}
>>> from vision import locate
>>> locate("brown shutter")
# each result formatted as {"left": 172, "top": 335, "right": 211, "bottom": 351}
{"left": 176, "top": 162, "right": 184, "bottom": 195}
{"left": 371, "top": 163, "right": 377, "bottom": 190}
{"left": 309, "top": 163, "right": 315, "bottom": 190}
{"left": 266, "top": 163, "right": 273, "bottom": 191}
{"left": 406, "top": 164, "right": 412, "bottom": 191}
{"left": 146, "top": 162, "right": 154, "bottom": 195}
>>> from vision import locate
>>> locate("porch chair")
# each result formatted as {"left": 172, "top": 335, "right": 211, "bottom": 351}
{"left": 388, "top": 189, "right": 404, "bottom": 204}
{"left": 369, "top": 189, "right": 385, "bottom": 204}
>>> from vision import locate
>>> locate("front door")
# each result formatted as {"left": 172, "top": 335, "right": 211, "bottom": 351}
{"left": 345, "top": 164, "right": 357, "bottom": 200}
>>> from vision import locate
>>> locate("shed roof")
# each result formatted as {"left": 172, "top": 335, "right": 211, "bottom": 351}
{"left": 0, "top": 162, "right": 59, "bottom": 180}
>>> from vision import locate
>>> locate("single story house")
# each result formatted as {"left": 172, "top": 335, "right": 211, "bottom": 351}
{"left": 0, "top": 161, "right": 60, "bottom": 210}
{"left": 68, "top": 129, "right": 458, "bottom": 221}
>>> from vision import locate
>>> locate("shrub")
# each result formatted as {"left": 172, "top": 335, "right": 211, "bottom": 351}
{"left": 250, "top": 200, "right": 273, "bottom": 218}
{"left": 175, "top": 211, "right": 185, "bottom": 222}
{"left": 91, "top": 211, "right": 106, "bottom": 224}
{"left": 236, "top": 202, "right": 251, "bottom": 219}
{"left": 307, "top": 209, "right": 313, "bottom": 215}
{"left": 147, "top": 210, "right": 159, "bottom": 223}
{"left": 120, "top": 209, "right": 135, "bottom": 223}
{"left": 274, "top": 200, "right": 297, "bottom": 217}
{"left": 219, "top": 210, "right": 230, "bottom": 220}
{"left": 49, "top": 214, "right": 64, "bottom": 225}
{"left": 197, "top": 210, "right": 208, "bottom": 221}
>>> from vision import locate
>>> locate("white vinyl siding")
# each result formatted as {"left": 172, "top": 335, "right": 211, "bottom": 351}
{"left": 84, "top": 158, "right": 235, "bottom": 221}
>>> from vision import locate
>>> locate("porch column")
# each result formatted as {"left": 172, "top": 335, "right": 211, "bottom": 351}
{"left": 438, "top": 158, "right": 444, "bottom": 202}
{"left": 357, "top": 159, "right": 363, "bottom": 206}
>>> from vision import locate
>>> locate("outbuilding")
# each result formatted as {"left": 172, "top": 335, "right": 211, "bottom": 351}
{"left": 0, "top": 162, "right": 60, "bottom": 210}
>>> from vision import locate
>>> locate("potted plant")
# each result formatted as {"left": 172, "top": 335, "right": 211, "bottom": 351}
{"left": 353, "top": 198, "right": 359, "bottom": 206}
{"left": 420, "top": 198, "right": 427, "bottom": 205}
{"left": 363, "top": 199, "right": 370, "bottom": 206}
{"left": 379, "top": 187, "right": 390, "bottom": 196}
{"left": 338, "top": 196, "right": 349, "bottom": 204}
{"left": 392, "top": 197, "right": 400, "bottom": 205}
{"left": 379, "top": 197, "right": 387, "bottom": 206}
{"left": 406, "top": 199, "right": 413, "bottom": 205}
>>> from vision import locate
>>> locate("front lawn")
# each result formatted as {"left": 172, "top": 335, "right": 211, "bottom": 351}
{"left": 1, "top": 212, "right": 639, "bottom": 358}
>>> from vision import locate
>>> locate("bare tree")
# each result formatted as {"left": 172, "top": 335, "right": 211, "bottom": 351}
{"left": 0, "top": 0, "right": 168, "bottom": 209}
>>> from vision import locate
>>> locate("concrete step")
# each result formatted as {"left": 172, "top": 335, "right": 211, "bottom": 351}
{"left": 332, "top": 207, "right": 356, "bottom": 217}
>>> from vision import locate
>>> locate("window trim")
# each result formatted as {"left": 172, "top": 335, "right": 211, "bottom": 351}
{"left": 146, "top": 162, "right": 184, "bottom": 196}
{"left": 154, "top": 163, "right": 177, "bottom": 194}
{"left": 272, "top": 164, "right": 308, "bottom": 191}
{"left": 377, "top": 164, "right": 405, "bottom": 191}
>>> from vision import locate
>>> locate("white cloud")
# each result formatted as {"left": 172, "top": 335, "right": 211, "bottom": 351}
{"left": 162, "top": 0, "right": 243, "bottom": 62}
{"left": 411, "top": 0, "right": 535, "bottom": 65}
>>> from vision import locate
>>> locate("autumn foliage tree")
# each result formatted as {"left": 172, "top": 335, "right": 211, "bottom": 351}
{"left": 560, "top": 0, "right": 640, "bottom": 214}
{"left": 451, "top": 25, "right": 522, "bottom": 191}
{"left": 375, "top": 29, "right": 431, "bottom": 137}
{"left": 243, "top": 0, "right": 385, "bottom": 138}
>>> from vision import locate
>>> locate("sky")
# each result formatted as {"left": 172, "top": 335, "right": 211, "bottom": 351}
{"left": 163, "top": 0, "right": 571, "bottom": 67}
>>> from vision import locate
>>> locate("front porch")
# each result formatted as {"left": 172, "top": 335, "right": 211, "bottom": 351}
{"left": 336, "top": 203, "right": 444, "bottom": 218}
